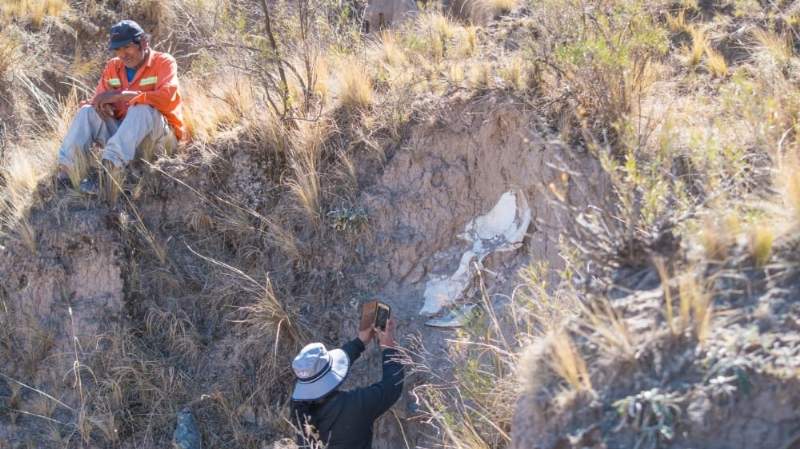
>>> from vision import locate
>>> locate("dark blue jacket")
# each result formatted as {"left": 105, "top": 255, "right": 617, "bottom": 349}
{"left": 295, "top": 338, "right": 404, "bottom": 449}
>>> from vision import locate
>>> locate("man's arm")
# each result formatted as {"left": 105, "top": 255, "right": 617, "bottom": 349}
{"left": 356, "top": 319, "right": 404, "bottom": 420}
{"left": 128, "top": 54, "right": 180, "bottom": 113}
{"left": 340, "top": 320, "right": 377, "bottom": 364}
{"left": 358, "top": 348, "right": 404, "bottom": 420}
{"left": 86, "top": 63, "right": 112, "bottom": 105}
{"left": 340, "top": 338, "right": 366, "bottom": 365}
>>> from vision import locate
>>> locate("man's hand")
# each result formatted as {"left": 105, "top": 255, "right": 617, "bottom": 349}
{"left": 92, "top": 91, "right": 118, "bottom": 119}
{"left": 92, "top": 90, "right": 140, "bottom": 119}
{"left": 358, "top": 326, "right": 375, "bottom": 347}
{"left": 376, "top": 319, "right": 397, "bottom": 349}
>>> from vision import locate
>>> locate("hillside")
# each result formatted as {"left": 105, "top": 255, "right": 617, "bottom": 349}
{"left": 1, "top": 1, "right": 799, "bottom": 449}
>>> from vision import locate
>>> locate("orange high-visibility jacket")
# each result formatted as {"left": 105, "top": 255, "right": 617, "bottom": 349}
{"left": 90, "top": 50, "right": 186, "bottom": 140}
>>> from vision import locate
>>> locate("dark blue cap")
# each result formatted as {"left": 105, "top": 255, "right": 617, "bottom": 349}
{"left": 109, "top": 20, "right": 145, "bottom": 50}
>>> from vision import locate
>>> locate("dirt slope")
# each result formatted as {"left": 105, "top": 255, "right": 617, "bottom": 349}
{"left": 0, "top": 94, "right": 607, "bottom": 448}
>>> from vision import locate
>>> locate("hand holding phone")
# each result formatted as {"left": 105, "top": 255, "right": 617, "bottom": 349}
{"left": 360, "top": 300, "right": 392, "bottom": 344}
{"left": 377, "top": 318, "right": 396, "bottom": 348}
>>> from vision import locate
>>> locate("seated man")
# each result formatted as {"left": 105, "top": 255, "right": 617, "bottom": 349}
{"left": 290, "top": 319, "right": 404, "bottom": 449}
{"left": 57, "top": 19, "right": 185, "bottom": 194}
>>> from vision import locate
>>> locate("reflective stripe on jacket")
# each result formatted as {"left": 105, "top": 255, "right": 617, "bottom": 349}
{"left": 90, "top": 50, "right": 186, "bottom": 140}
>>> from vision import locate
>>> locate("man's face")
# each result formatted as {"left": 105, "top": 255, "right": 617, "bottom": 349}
{"left": 114, "top": 41, "right": 146, "bottom": 69}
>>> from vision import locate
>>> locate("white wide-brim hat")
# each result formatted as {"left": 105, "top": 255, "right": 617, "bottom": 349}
{"left": 291, "top": 342, "right": 350, "bottom": 401}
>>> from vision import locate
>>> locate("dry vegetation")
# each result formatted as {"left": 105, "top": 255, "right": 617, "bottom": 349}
{"left": 1, "top": 0, "right": 800, "bottom": 448}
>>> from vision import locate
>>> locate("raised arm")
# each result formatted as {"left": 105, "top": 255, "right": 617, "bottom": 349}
{"left": 340, "top": 337, "right": 366, "bottom": 365}
{"left": 355, "top": 319, "right": 404, "bottom": 420}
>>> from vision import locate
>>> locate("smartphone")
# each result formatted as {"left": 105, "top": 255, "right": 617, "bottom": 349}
{"left": 375, "top": 302, "right": 391, "bottom": 331}
{"left": 361, "top": 300, "right": 391, "bottom": 332}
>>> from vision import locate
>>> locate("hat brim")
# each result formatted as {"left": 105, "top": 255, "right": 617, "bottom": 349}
{"left": 291, "top": 348, "right": 349, "bottom": 401}
{"left": 109, "top": 39, "right": 134, "bottom": 50}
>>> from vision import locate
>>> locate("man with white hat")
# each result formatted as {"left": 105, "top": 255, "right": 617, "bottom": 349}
{"left": 290, "top": 318, "right": 403, "bottom": 449}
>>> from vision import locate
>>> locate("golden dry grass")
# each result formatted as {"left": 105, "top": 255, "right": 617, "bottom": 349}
{"left": 182, "top": 76, "right": 255, "bottom": 143}
{"left": 752, "top": 28, "right": 793, "bottom": 67}
{"left": 336, "top": 58, "right": 373, "bottom": 111}
{"left": 548, "top": 330, "right": 592, "bottom": 392}
{"left": 1, "top": 0, "right": 67, "bottom": 26}
{"left": 666, "top": 9, "right": 687, "bottom": 33}
{"left": 499, "top": 55, "right": 527, "bottom": 90}
{"left": 687, "top": 26, "right": 707, "bottom": 67}
{"left": 578, "top": 299, "right": 635, "bottom": 360}
{"left": 705, "top": 46, "right": 728, "bottom": 77}
{"left": 0, "top": 28, "right": 23, "bottom": 77}
{"left": 748, "top": 224, "right": 774, "bottom": 268}
{"left": 287, "top": 119, "right": 332, "bottom": 226}
{"left": 678, "top": 274, "right": 713, "bottom": 343}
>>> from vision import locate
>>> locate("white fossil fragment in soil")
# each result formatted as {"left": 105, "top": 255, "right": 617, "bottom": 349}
{"left": 420, "top": 190, "right": 532, "bottom": 316}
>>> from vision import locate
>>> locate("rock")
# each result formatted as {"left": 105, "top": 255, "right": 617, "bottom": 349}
{"left": 365, "top": 0, "right": 418, "bottom": 32}
{"left": 173, "top": 408, "right": 202, "bottom": 449}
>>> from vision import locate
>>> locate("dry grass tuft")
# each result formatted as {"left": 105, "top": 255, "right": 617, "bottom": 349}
{"left": 657, "top": 260, "right": 715, "bottom": 343}
{"left": 0, "top": 27, "right": 24, "bottom": 78}
{"left": 577, "top": 299, "right": 635, "bottom": 360}
{"left": 678, "top": 274, "right": 713, "bottom": 343}
{"left": 777, "top": 154, "right": 800, "bottom": 228}
{"left": 468, "top": 61, "right": 493, "bottom": 89}
{"left": 752, "top": 28, "right": 793, "bottom": 67}
{"left": 287, "top": 119, "right": 332, "bottom": 226}
{"left": 698, "top": 214, "right": 736, "bottom": 260}
{"left": 687, "top": 26, "right": 707, "bottom": 67}
{"left": 239, "top": 277, "right": 306, "bottom": 359}
{"left": 182, "top": 76, "right": 255, "bottom": 143}
{"left": 499, "top": 54, "right": 529, "bottom": 90}
{"left": 548, "top": 330, "right": 593, "bottom": 392}
{"left": 705, "top": 46, "right": 728, "bottom": 77}
{"left": 336, "top": 59, "right": 373, "bottom": 112}
{"left": 0, "top": 142, "right": 57, "bottom": 250}
{"left": 376, "top": 31, "right": 408, "bottom": 67}
{"left": 1, "top": 0, "right": 67, "bottom": 26}
{"left": 666, "top": 9, "right": 687, "bottom": 33}
{"left": 748, "top": 224, "right": 774, "bottom": 267}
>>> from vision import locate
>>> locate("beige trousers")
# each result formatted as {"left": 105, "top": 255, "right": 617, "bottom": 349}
{"left": 58, "top": 104, "right": 176, "bottom": 168}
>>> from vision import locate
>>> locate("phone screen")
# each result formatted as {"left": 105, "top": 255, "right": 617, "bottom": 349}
{"left": 375, "top": 303, "right": 390, "bottom": 331}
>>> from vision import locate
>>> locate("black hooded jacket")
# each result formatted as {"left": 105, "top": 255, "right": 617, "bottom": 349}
{"left": 293, "top": 338, "right": 404, "bottom": 449}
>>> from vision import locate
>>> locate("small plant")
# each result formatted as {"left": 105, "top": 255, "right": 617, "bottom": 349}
{"left": 326, "top": 206, "right": 368, "bottom": 233}
{"left": 614, "top": 388, "right": 683, "bottom": 449}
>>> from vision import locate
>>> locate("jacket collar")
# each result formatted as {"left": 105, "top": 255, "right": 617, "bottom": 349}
{"left": 116, "top": 49, "right": 153, "bottom": 87}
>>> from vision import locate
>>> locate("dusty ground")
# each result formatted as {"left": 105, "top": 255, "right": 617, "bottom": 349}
{"left": 0, "top": 93, "right": 607, "bottom": 448}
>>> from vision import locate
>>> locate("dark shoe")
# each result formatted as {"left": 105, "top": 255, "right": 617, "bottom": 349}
{"left": 79, "top": 176, "right": 100, "bottom": 195}
{"left": 56, "top": 172, "right": 72, "bottom": 190}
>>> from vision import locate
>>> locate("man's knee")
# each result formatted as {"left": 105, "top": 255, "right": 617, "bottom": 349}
{"left": 77, "top": 104, "right": 99, "bottom": 118}
{"left": 126, "top": 104, "right": 156, "bottom": 117}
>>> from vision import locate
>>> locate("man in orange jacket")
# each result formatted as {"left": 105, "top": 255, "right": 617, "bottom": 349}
{"left": 57, "top": 20, "right": 185, "bottom": 194}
